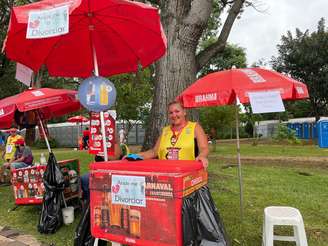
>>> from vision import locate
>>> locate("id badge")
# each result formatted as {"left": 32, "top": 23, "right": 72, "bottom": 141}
{"left": 6, "top": 145, "right": 13, "bottom": 153}
{"left": 166, "top": 147, "right": 181, "bottom": 160}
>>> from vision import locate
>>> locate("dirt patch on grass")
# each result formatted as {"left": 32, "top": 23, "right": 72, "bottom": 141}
{"left": 210, "top": 155, "right": 328, "bottom": 168}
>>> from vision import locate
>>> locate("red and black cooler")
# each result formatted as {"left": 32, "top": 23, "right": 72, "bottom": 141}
{"left": 90, "top": 160, "right": 208, "bottom": 246}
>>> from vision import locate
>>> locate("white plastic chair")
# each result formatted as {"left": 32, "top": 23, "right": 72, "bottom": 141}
{"left": 262, "top": 206, "right": 308, "bottom": 246}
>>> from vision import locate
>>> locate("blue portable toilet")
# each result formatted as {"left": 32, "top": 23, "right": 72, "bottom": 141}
{"left": 312, "top": 122, "right": 317, "bottom": 139}
{"left": 317, "top": 120, "right": 328, "bottom": 147}
{"left": 303, "top": 122, "right": 309, "bottom": 140}
{"left": 287, "top": 123, "right": 293, "bottom": 133}
{"left": 294, "top": 123, "right": 302, "bottom": 138}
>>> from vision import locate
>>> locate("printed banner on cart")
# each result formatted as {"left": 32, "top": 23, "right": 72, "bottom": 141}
{"left": 111, "top": 175, "right": 146, "bottom": 207}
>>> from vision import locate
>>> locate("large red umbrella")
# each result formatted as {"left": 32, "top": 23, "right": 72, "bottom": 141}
{"left": 3, "top": 0, "right": 166, "bottom": 162}
{"left": 3, "top": 0, "right": 167, "bottom": 78}
{"left": 177, "top": 67, "right": 309, "bottom": 219}
{"left": 178, "top": 67, "right": 309, "bottom": 107}
{"left": 0, "top": 87, "right": 81, "bottom": 151}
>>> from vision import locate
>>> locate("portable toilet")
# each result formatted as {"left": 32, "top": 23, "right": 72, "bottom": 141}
{"left": 303, "top": 122, "right": 310, "bottom": 140}
{"left": 287, "top": 123, "right": 293, "bottom": 133}
{"left": 312, "top": 122, "right": 317, "bottom": 139}
{"left": 294, "top": 123, "right": 302, "bottom": 138}
{"left": 317, "top": 120, "right": 328, "bottom": 148}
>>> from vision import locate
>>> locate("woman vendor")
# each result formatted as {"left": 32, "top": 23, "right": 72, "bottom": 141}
{"left": 138, "top": 101, "right": 209, "bottom": 168}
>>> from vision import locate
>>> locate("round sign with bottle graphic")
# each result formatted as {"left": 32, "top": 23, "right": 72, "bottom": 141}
{"left": 78, "top": 76, "right": 117, "bottom": 112}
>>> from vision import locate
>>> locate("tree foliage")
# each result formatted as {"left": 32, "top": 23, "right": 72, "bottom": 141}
{"left": 199, "top": 106, "right": 236, "bottom": 139}
{"left": 199, "top": 42, "right": 247, "bottom": 76}
{"left": 111, "top": 68, "right": 154, "bottom": 134}
{"left": 271, "top": 18, "right": 328, "bottom": 120}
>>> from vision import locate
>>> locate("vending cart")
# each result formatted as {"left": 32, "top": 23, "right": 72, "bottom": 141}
{"left": 11, "top": 159, "right": 81, "bottom": 205}
{"left": 90, "top": 160, "right": 207, "bottom": 246}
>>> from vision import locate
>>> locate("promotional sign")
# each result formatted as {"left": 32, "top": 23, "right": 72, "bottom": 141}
{"left": 12, "top": 159, "right": 80, "bottom": 205}
{"left": 89, "top": 111, "right": 115, "bottom": 156}
{"left": 78, "top": 76, "right": 117, "bottom": 112}
{"left": 248, "top": 90, "right": 285, "bottom": 114}
{"left": 90, "top": 173, "right": 177, "bottom": 245}
{"left": 27, "top": 5, "right": 69, "bottom": 39}
{"left": 15, "top": 63, "right": 33, "bottom": 86}
{"left": 111, "top": 175, "right": 146, "bottom": 207}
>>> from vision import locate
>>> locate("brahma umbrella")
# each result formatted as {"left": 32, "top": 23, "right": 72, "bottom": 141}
{"left": 0, "top": 87, "right": 81, "bottom": 152}
{"left": 177, "top": 67, "right": 309, "bottom": 218}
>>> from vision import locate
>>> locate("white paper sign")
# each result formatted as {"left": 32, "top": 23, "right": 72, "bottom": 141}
{"left": 111, "top": 175, "right": 146, "bottom": 207}
{"left": 26, "top": 5, "right": 69, "bottom": 39}
{"left": 248, "top": 91, "right": 285, "bottom": 114}
{"left": 15, "top": 63, "right": 33, "bottom": 86}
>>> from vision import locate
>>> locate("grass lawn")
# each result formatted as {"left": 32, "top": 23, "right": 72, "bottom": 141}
{"left": 0, "top": 143, "right": 327, "bottom": 245}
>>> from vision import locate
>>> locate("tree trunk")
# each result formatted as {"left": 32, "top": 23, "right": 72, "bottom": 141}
{"left": 143, "top": 0, "right": 245, "bottom": 149}
{"left": 25, "top": 128, "right": 36, "bottom": 146}
{"left": 142, "top": 0, "right": 210, "bottom": 149}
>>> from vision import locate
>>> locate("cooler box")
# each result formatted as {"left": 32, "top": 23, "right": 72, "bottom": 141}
{"left": 11, "top": 159, "right": 81, "bottom": 205}
{"left": 90, "top": 160, "right": 207, "bottom": 246}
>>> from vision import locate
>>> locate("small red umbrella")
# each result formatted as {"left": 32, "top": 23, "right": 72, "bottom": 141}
{"left": 68, "top": 115, "right": 89, "bottom": 147}
{"left": 0, "top": 87, "right": 81, "bottom": 152}
{"left": 67, "top": 115, "right": 89, "bottom": 123}
{"left": 177, "top": 67, "right": 309, "bottom": 219}
{"left": 3, "top": 0, "right": 167, "bottom": 78}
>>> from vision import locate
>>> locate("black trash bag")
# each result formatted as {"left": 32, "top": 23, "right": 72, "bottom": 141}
{"left": 182, "top": 186, "right": 229, "bottom": 246}
{"left": 182, "top": 194, "right": 198, "bottom": 246}
{"left": 38, "top": 152, "right": 65, "bottom": 234}
{"left": 74, "top": 202, "right": 107, "bottom": 246}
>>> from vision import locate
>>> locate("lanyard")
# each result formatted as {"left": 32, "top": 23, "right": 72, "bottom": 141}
{"left": 170, "top": 121, "right": 188, "bottom": 146}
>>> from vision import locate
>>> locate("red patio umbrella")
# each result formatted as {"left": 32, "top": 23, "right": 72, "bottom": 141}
{"left": 177, "top": 67, "right": 309, "bottom": 219}
{"left": 68, "top": 115, "right": 89, "bottom": 147}
{"left": 67, "top": 115, "right": 89, "bottom": 123}
{"left": 3, "top": 0, "right": 167, "bottom": 78}
{"left": 178, "top": 68, "right": 308, "bottom": 107}
{"left": 0, "top": 87, "right": 81, "bottom": 152}
{"left": 3, "top": 0, "right": 166, "bottom": 162}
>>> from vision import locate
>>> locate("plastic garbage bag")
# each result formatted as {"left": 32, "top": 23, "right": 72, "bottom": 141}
{"left": 74, "top": 202, "right": 107, "bottom": 246}
{"left": 38, "top": 152, "right": 65, "bottom": 234}
{"left": 182, "top": 186, "right": 229, "bottom": 246}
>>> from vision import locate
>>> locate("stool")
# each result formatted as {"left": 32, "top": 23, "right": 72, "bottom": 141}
{"left": 262, "top": 206, "right": 308, "bottom": 246}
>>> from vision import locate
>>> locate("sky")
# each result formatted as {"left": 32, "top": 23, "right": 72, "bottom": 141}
{"left": 225, "top": 0, "right": 328, "bottom": 66}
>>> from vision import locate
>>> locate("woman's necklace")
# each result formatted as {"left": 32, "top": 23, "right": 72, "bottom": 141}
{"left": 170, "top": 121, "right": 188, "bottom": 146}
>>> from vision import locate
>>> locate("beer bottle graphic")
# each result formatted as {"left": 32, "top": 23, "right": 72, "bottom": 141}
{"left": 100, "top": 185, "right": 110, "bottom": 229}
{"left": 94, "top": 206, "right": 101, "bottom": 227}
{"left": 87, "top": 81, "right": 96, "bottom": 105}
{"left": 121, "top": 206, "right": 130, "bottom": 232}
{"left": 100, "top": 83, "right": 108, "bottom": 105}
{"left": 129, "top": 209, "right": 141, "bottom": 238}
{"left": 110, "top": 203, "right": 122, "bottom": 228}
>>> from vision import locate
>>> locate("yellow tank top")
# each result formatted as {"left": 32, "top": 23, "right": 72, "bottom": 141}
{"left": 158, "top": 121, "right": 196, "bottom": 160}
{"left": 4, "top": 135, "right": 23, "bottom": 161}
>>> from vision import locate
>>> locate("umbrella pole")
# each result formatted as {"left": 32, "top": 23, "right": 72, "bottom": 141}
{"left": 92, "top": 44, "right": 108, "bottom": 162}
{"left": 235, "top": 103, "right": 244, "bottom": 221}
{"left": 36, "top": 111, "right": 51, "bottom": 153}
{"left": 77, "top": 123, "right": 79, "bottom": 149}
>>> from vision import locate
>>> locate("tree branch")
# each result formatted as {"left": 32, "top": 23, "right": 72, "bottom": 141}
{"left": 196, "top": 0, "right": 245, "bottom": 71}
